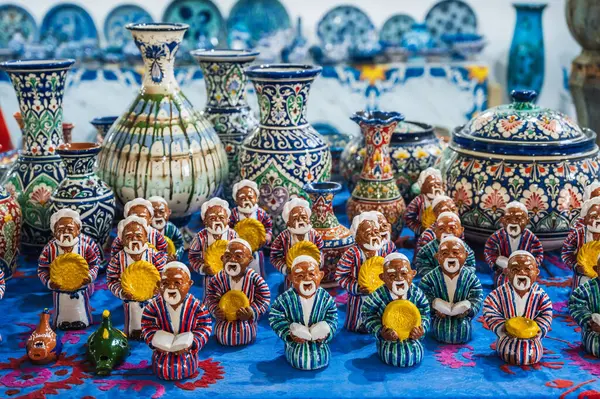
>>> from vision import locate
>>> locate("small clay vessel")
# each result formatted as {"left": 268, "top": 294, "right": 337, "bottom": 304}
{"left": 26, "top": 309, "right": 62, "bottom": 364}
{"left": 87, "top": 310, "right": 129, "bottom": 375}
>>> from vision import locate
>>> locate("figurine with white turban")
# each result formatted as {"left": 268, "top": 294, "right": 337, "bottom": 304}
{"left": 270, "top": 198, "right": 324, "bottom": 290}
{"left": 107, "top": 216, "right": 167, "bottom": 339}
{"left": 485, "top": 201, "right": 543, "bottom": 287}
{"left": 404, "top": 168, "right": 444, "bottom": 236}
{"left": 149, "top": 196, "right": 184, "bottom": 262}
{"left": 38, "top": 209, "right": 102, "bottom": 330}
{"left": 562, "top": 197, "right": 600, "bottom": 289}
{"left": 336, "top": 211, "right": 396, "bottom": 332}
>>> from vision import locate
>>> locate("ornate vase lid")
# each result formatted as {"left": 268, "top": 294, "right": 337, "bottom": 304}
{"left": 451, "top": 90, "right": 598, "bottom": 157}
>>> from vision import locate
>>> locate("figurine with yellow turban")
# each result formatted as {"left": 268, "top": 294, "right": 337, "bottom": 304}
{"left": 569, "top": 255, "right": 600, "bottom": 358}
{"left": 149, "top": 196, "right": 184, "bottom": 262}
{"left": 404, "top": 168, "right": 444, "bottom": 236}
{"left": 483, "top": 251, "right": 552, "bottom": 365}
{"left": 205, "top": 239, "right": 271, "bottom": 346}
{"left": 38, "top": 209, "right": 101, "bottom": 330}
{"left": 361, "top": 253, "right": 430, "bottom": 367}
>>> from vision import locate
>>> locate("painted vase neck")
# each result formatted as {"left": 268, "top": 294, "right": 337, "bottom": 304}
{"left": 252, "top": 78, "right": 315, "bottom": 128}
{"left": 199, "top": 60, "right": 254, "bottom": 110}
{"left": 57, "top": 146, "right": 100, "bottom": 177}
{"left": 359, "top": 121, "right": 399, "bottom": 180}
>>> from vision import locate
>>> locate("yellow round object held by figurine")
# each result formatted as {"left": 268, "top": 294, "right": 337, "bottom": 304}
{"left": 121, "top": 260, "right": 161, "bottom": 302}
{"left": 204, "top": 240, "right": 228, "bottom": 274}
{"left": 235, "top": 218, "right": 266, "bottom": 252}
{"left": 421, "top": 206, "right": 436, "bottom": 229}
{"left": 285, "top": 241, "right": 321, "bottom": 269}
{"left": 165, "top": 236, "right": 176, "bottom": 257}
{"left": 577, "top": 241, "right": 600, "bottom": 278}
{"left": 219, "top": 290, "right": 250, "bottom": 321}
{"left": 50, "top": 253, "right": 89, "bottom": 292}
{"left": 382, "top": 299, "right": 422, "bottom": 341}
{"left": 358, "top": 256, "right": 385, "bottom": 293}
{"left": 505, "top": 316, "right": 540, "bottom": 339}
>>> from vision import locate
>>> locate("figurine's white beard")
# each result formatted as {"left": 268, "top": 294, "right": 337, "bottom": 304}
{"left": 426, "top": 189, "right": 442, "bottom": 200}
{"left": 124, "top": 240, "right": 148, "bottom": 255}
{"left": 588, "top": 220, "right": 600, "bottom": 233}
{"left": 392, "top": 280, "right": 408, "bottom": 297}
{"left": 364, "top": 237, "right": 383, "bottom": 251}
{"left": 56, "top": 234, "right": 76, "bottom": 247}
{"left": 152, "top": 218, "right": 166, "bottom": 230}
{"left": 299, "top": 280, "right": 316, "bottom": 297}
{"left": 225, "top": 262, "right": 241, "bottom": 277}
{"left": 207, "top": 223, "right": 226, "bottom": 235}
{"left": 443, "top": 258, "right": 461, "bottom": 274}
{"left": 506, "top": 224, "right": 521, "bottom": 237}
{"left": 238, "top": 203, "right": 258, "bottom": 214}
{"left": 164, "top": 288, "right": 181, "bottom": 305}
{"left": 289, "top": 222, "right": 311, "bottom": 235}
{"left": 513, "top": 275, "right": 531, "bottom": 291}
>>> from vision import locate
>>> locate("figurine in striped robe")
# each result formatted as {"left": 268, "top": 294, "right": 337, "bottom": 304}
{"left": 483, "top": 251, "right": 552, "bottom": 365}
{"left": 415, "top": 195, "right": 461, "bottom": 254}
{"left": 205, "top": 239, "right": 271, "bottom": 346}
{"left": 572, "top": 182, "right": 600, "bottom": 229}
{"left": 361, "top": 253, "right": 430, "bottom": 367}
{"left": 269, "top": 256, "right": 338, "bottom": 370}
{"left": 484, "top": 201, "right": 543, "bottom": 287}
{"left": 404, "top": 168, "right": 444, "bottom": 236}
{"left": 107, "top": 216, "right": 167, "bottom": 339}
{"left": 415, "top": 212, "right": 475, "bottom": 277}
{"left": 149, "top": 196, "right": 184, "bottom": 262}
{"left": 38, "top": 209, "right": 101, "bottom": 330}
{"left": 189, "top": 198, "right": 238, "bottom": 298}
{"left": 569, "top": 263, "right": 600, "bottom": 357}
{"left": 420, "top": 237, "right": 483, "bottom": 343}
{"left": 271, "top": 198, "right": 324, "bottom": 290}
{"left": 229, "top": 180, "right": 273, "bottom": 276}
{"left": 142, "top": 262, "right": 212, "bottom": 380}
{"left": 111, "top": 198, "right": 168, "bottom": 258}
{"left": 336, "top": 212, "right": 396, "bottom": 332}
{"left": 562, "top": 197, "right": 600, "bottom": 289}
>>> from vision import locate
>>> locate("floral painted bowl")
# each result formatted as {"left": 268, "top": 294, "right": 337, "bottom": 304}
{"left": 444, "top": 90, "right": 599, "bottom": 250}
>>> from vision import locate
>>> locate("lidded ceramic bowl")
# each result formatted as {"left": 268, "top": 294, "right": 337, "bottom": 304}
{"left": 444, "top": 90, "right": 599, "bottom": 250}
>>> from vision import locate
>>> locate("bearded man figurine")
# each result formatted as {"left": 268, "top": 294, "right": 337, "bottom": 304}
{"left": 149, "top": 196, "right": 184, "bottom": 262}
{"left": 404, "top": 168, "right": 444, "bottom": 236}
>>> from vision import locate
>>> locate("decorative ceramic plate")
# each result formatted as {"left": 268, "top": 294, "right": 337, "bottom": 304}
{"left": 425, "top": 0, "right": 477, "bottom": 41}
{"left": 382, "top": 299, "right": 421, "bottom": 340}
{"left": 358, "top": 256, "right": 385, "bottom": 293}
{"left": 317, "top": 5, "right": 375, "bottom": 47}
{"left": 227, "top": 0, "right": 291, "bottom": 48}
{"left": 234, "top": 218, "right": 266, "bottom": 253}
{"left": 163, "top": 0, "right": 226, "bottom": 50}
{"left": 50, "top": 253, "right": 89, "bottom": 292}
{"left": 219, "top": 289, "right": 250, "bottom": 321}
{"left": 104, "top": 5, "right": 153, "bottom": 48}
{"left": 505, "top": 316, "right": 540, "bottom": 339}
{"left": 0, "top": 4, "right": 37, "bottom": 48}
{"left": 577, "top": 241, "right": 600, "bottom": 278}
{"left": 121, "top": 260, "right": 161, "bottom": 302}
{"left": 379, "top": 14, "right": 416, "bottom": 47}
{"left": 204, "top": 239, "right": 228, "bottom": 274}
{"left": 286, "top": 241, "right": 321, "bottom": 270}
{"left": 40, "top": 3, "right": 98, "bottom": 45}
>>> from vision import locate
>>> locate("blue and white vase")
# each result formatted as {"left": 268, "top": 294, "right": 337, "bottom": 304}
{"left": 239, "top": 64, "right": 332, "bottom": 234}
{"left": 90, "top": 116, "right": 117, "bottom": 145}
{"left": 507, "top": 3, "right": 546, "bottom": 98}
{"left": 0, "top": 59, "right": 74, "bottom": 254}
{"left": 191, "top": 50, "right": 259, "bottom": 204}
{"left": 49, "top": 143, "right": 115, "bottom": 251}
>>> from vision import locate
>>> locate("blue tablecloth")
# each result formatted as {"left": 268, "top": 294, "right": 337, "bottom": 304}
{"left": 1, "top": 191, "right": 599, "bottom": 399}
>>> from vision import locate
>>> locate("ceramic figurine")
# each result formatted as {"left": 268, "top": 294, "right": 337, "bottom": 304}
{"left": 111, "top": 198, "right": 168, "bottom": 258}
{"left": 444, "top": 90, "right": 599, "bottom": 251}
{"left": 562, "top": 198, "right": 600, "bottom": 290}
{"left": 0, "top": 179, "right": 21, "bottom": 279}
{"left": 38, "top": 209, "right": 101, "bottom": 330}
{"left": 142, "top": 262, "right": 212, "bottom": 380}
{"left": 415, "top": 212, "right": 475, "bottom": 276}
{"left": 485, "top": 201, "right": 544, "bottom": 287}
{"left": 87, "top": 310, "right": 129, "bottom": 375}
{"left": 191, "top": 49, "right": 259, "bottom": 202}
{"left": 483, "top": 251, "right": 553, "bottom": 365}
{"left": 205, "top": 239, "right": 270, "bottom": 346}
{"left": 149, "top": 196, "right": 184, "bottom": 262}
{"left": 361, "top": 253, "right": 431, "bottom": 367}
{"left": 336, "top": 212, "right": 395, "bottom": 332}
{"left": 189, "top": 198, "right": 238, "bottom": 297}
{"left": 27, "top": 309, "right": 62, "bottom": 365}
{"left": 572, "top": 182, "right": 600, "bottom": 228}
{"left": 404, "top": 168, "right": 445, "bottom": 236}
{"left": 229, "top": 179, "right": 273, "bottom": 276}
{"left": 238, "top": 64, "right": 332, "bottom": 235}
{"left": 374, "top": 211, "right": 396, "bottom": 251}
{"left": 97, "top": 23, "right": 228, "bottom": 225}
{"left": 305, "top": 182, "right": 354, "bottom": 288}
{"left": 347, "top": 111, "right": 406, "bottom": 240}
{"left": 270, "top": 198, "right": 324, "bottom": 290}
{"left": 107, "top": 216, "right": 167, "bottom": 339}
{"left": 415, "top": 195, "right": 461, "bottom": 254}
{"left": 90, "top": 116, "right": 117, "bottom": 145}
{"left": 420, "top": 237, "right": 483, "bottom": 343}
{"left": 568, "top": 258, "right": 600, "bottom": 357}
{"left": 269, "top": 255, "right": 338, "bottom": 370}
{"left": 48, "top": 143, "right": 116, "bottom": 260}
{"left": 0, "top": 59, "right": 74, "bottom": 254}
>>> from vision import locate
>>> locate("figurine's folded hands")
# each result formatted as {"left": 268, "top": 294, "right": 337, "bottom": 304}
{"left": 237, "top": 307, "right": 254, "bottom": 321}
{"left": 380, "top": 326, "right": 399, "bottom": 341}
{"left": 409, "top": 325, "right": 424, "bottom": 340}
{"left": 589, "top": 318, "right": 600, "bottom": 333}
{"left": 214, "top": 307, "right": 227, "bottom": 321}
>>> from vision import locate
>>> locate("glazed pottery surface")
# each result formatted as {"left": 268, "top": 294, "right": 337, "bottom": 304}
{"left": 444, "top": 90, "right": 599, "bottom": 250}
{"left": 341, "top": 120, "right": 442, "bottom": 202}
{"left": 346, "top": 111, "right": 406, "bottom": 239}
{"left": 191, "top": 49, "right": 259, "bottom": 204}
{"left": 238, "top": 64, "right": 332, "bottom": 234}
{"left": 90, "top": 116, "right": 117, "bottom": 145}
{"left": 87, "top": 310, "right": 129, "bottom": 375}
{"left": 0, "top": 59, "right": 73, "bottom": 254}
{"left": 97, "top": 23, "right": 228, "bottom": 224}
{"left": 49, "top": 143, "right": 115, "bottom": 248}
{"left": 27, "top": 309, "right": 60, "bottom": 365}
{"left": 0, "top": 183, "right": 21, "bottom": 279}
{"left": 305, "top": 182, "right": 354, "bottom": 287}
